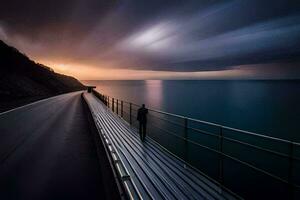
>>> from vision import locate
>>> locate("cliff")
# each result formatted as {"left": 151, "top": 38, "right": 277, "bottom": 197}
{"left": 0, "top": 40, "right": 86, "bottom": 111}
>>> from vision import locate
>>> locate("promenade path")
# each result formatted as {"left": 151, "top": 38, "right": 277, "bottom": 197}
{"left": 84, "top": 92, "right": 237, "bottom": 200}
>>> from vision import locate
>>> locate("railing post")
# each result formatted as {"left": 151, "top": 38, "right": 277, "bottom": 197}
{"left": 108, "top": 96, "right": 110, "bottom": 108}
{"left": 130, "top": 103, "right": 132, "bottom": 125}
{"left": 184, "top": 117, "right": 188, "bottom": 164}
{"left": 121, "top": 101, "right": 123, "bottom": 117}
{"left": 117, "top": 99, "right": 119, "bottom": 115}
{"left": 288, "top": 142, "right": 294, "bottom": 200}
{"left": 219, "top": 126, "right": 224, "bottom": 185}
{"left": 112, "top": 98, "right": 114, "bottom": 112}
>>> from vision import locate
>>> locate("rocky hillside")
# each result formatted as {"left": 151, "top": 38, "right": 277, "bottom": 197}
{"left": 0, "top": 40, "right": 86, "bottom": 111}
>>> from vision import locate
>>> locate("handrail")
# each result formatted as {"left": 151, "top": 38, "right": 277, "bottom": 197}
{"left": 91, "top": 89, "right": 300, "bottom": 198}
{"left": 106, "top": 92, "right": 300, "bottom": 146}
{"left": 149, "top": 108, "right": 299, "bottom": 146}
{"left": 93, "top": 90, "right": 300, "bottom": 155}
{"left": 148, "top": 113, "right": 185, "bottom": 128}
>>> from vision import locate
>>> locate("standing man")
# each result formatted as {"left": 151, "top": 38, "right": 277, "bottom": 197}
{"left": 137, "top": 104, "right": 148, "bottom": 142}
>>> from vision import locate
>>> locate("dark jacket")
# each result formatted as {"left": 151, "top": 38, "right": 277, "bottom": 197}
{"left": 137, "top": 107, "right": 148, "bottom": 124}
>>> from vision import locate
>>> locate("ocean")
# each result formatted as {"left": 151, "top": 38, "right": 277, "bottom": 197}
{"left": 82, "top": 80, "right": 300, "bottom": 142}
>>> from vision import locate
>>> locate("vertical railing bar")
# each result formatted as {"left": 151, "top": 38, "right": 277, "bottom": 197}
{"left": 184, "top": 117, "right": 188, "bottom": 166}
{"left": 288, "top": 142, "right": 294, "bottom": 200}
{"left": 117, "top": 99, "right": 119, "bottom": 115}
{"left": 112, "top": 98, "right": 114, "bottom": 112}
{"left": 219, "top": 126, "right": 224, "bottom": 186}
{"left": 121, "top": 101, "right": 123, "bottom": 117}
{"left": 130, "top": 103, "right": 132, "bottom": 125}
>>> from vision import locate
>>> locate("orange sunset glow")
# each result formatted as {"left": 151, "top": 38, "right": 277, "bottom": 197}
{"left": 37, "top": 59, "right": 299, "bottom": 80}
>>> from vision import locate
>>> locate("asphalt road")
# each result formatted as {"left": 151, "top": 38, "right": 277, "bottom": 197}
{"left": 0, "top": 92, "right": 119, "bottom": 200}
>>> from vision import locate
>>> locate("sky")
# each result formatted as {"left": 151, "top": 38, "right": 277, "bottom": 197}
{"left": 0, "top": 0, "right": 300, "bottom": 80}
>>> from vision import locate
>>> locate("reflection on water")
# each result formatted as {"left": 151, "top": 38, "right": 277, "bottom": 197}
{"left": 82, "top": 80, "right": 300, "bottom": 142}
{"left": 145, "top": 80, "right": 163, "bottom": 109}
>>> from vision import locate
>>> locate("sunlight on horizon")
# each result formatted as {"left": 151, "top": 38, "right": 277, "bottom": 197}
{"left": 38, "top": 59, "right": 259, "bottom": 80}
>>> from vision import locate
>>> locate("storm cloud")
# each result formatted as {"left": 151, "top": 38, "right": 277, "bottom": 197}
{"left": 0, "top": 0, "right": 300, "bottom": 75}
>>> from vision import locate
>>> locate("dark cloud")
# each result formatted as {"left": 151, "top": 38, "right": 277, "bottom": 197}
{"left": 0, "top": 0, "right": 117, "bottom": 31}
{"left": 0, "top": 0, "right": 300, "bottom": 77}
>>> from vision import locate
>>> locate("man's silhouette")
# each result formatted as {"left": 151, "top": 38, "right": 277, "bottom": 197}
{"left": 137, "top": 104, "right": 148, "bottom": 142}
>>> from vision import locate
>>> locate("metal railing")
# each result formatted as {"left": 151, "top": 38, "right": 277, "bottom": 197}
{"left": 92, "top": 89, "right": 300, "bottom": 199}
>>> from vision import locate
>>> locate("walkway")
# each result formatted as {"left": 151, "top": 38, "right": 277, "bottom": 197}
{"left": 84, "top": 92, "right": 237, "bottom": 200}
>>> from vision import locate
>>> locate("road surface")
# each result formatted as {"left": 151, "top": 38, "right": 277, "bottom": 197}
{"left": 0, "top": 92, "right": 119, "bottom": 200}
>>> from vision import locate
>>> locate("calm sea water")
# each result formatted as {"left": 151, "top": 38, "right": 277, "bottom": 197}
{"left": 82, "top": 80, "right": 300, "bottom": 142}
